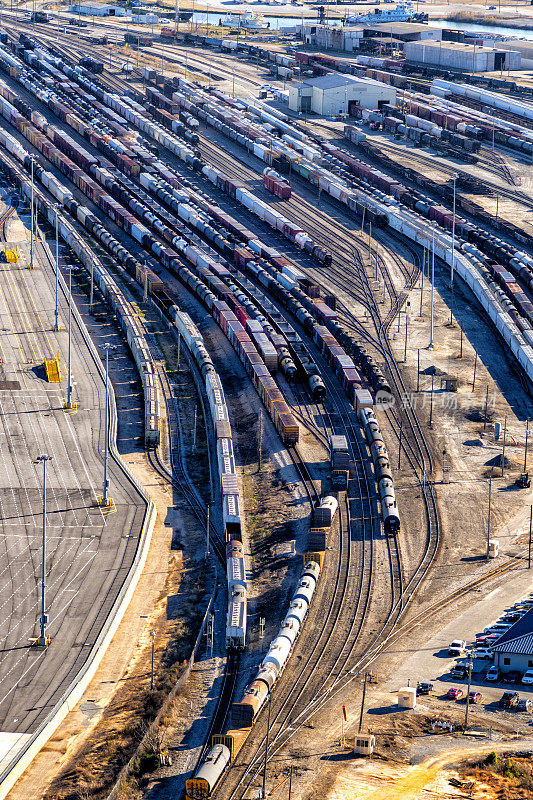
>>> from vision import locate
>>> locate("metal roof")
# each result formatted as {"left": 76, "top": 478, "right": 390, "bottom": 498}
{"left": 302, "top": 74, "right": 362, "bottom": 90}
{"left": 491, "top": 607, "right": 533, "bottom": 654}
{"left": 302, "top": 74, "right": 393, "bottom": 91}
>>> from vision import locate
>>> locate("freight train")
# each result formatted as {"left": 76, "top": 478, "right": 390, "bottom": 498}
{"left": 171, "top": 307, "right": 247, "bottom": 650}
{"left": 186, "top": 556, "right": 322, "bottom": 799}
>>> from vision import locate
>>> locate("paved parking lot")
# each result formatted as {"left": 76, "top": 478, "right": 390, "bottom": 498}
{"left": 383, "top": 569, "right": 533, "bottom": 719}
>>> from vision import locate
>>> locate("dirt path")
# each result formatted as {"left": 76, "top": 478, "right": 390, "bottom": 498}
{"left": 324, "top": 738, "right": 533, "bottom": 800}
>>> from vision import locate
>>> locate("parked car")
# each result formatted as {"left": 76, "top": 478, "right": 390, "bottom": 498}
{"left": 517, "top": 699, "right": 533, "bottom": 712}
{"left": 486, "top": 665, "right": 500, "bottom": 682}
{"left": 483, "top": 624, "right": 512, "bottom": 635}
{"left": 521, "top": 670, "right": 533, "bottom": 685}
{"left": 446, "top": 687, "right": 464, "bottom": 700}
{"left": 476, "top": 635, "right": 499, "bottom": 646}
{"left": 448, "top": 640, "right": 467, "bottom": 656}
{"left": 503, "top": 671, "right": 522, "bottom": 684}
{"left": 416, "top": 682, "right": 433, "bottom": 696}
{"left": 499, "top": 691, "right": 520, "bottom": 709}
{"left": 501, "top": 613, "right": 522, "bottom": 623}
{"left": 472, "top": 647, "right": 493, "bottom": 660}
{"left": 469, "top": 691, "right": 483, "bottom": 704}
{"left": 450, "top": 664, "right": 469, "bottom": 679}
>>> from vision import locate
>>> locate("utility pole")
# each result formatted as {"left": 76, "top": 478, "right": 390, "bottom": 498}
{"left": 484, "top": 385, "right": 489, "bottom": 430}
{"left": 262, "top": 692, "right": 272, "bottom": 799}
{"left": 472, "top": 351, "right": 478, "bottom": 392}
{"left": 206, "top": 504, "right": 210, "bottom": 557}
{"left": 193, "top": 405, "right": 197, "bottom": 450}
{"left": 525, "top": 419, "right": 530, "bottom": 471}
{"left": 429, "top": 372, "right": 435, "bottom": 427}
{"left": 417, "top": 349, "right": 420, "bottom": 392}
{"left": 502, "top": 415, "right": 507, "bottom": 477}
{"left": 177, "top": 332, "right": 181, "bottom": 371}
{"left": 464, "top": 652, "right": 473, "bottom": 733}
{"left": 36, "top": 454, "right": 53, "bottom": 646}
{"left": 358, "top": 672, "right": 368, "bottom": 732}
{"left": 487, "top": 477, "right": 492, "bottom": 560}
{"left": 288, "top": 765, "right": 293, "bottom": 800}
{"left": 527, "top": 506, "right": 533, "bottom": 569}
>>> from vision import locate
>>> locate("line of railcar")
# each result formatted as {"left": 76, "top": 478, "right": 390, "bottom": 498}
{"left": 0, "top": 65, "right": 304, "bottom": 445}
{"left": 0, "top": 134, "right": 161, "bottom": 446}
{"left": 10, "top": 39, "right": 533, "bottom": 385}
{"left": 170, "top": 306, "right": 247, "bottom": 650}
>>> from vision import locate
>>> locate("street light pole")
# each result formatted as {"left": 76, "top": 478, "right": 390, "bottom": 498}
{"left": 36, "top": 454, "right": 53, "bottom": 647}
{"left": 429, "top": 230, "right": 435, "bottom": 349}
{"left": 464, "top": 652, "right": 473, "bottom": 732}
{"left": 53, "top": 204, "right": 60, "bottom": 331}
{"left": 449, "top": 173, "right": 457, "bottom": 326}
{"left": 487, "top": 477, "right": 492, "bottom": 560}
{"left": 66, "top": 266, "right": 73, "bottom": 409}
{"left": 30, "top": 157, "right": 34, "bottom": 271}
{"left": 102, "top": 343, "right": 112, "bottom": 507}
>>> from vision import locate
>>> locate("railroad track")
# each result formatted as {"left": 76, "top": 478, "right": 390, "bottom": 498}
{"left": 373, "top": 138, "right": 533, "bottom": 211}
{"left": 148, "top": 351, "right": 225, "bottom": 563}
{"left": 0, "top": 204, "right": 15, "bottom": 240}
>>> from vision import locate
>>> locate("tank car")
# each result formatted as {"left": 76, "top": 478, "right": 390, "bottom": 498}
{"left": 185, "top": 743, "right": 230, "bottom": 800}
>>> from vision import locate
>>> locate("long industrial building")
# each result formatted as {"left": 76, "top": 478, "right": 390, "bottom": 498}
{"left": 404, "top": 40, "right": 521, "bottom": 72}
{"left": 288, "top": 73, "right": 396, "bottom": 115}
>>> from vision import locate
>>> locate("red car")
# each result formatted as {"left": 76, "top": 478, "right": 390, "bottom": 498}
{"left": 446, "top": 688, "right": 464, "bottom": 700}
{"left": 469, "top": 691, "right": 482, "bottom": 704}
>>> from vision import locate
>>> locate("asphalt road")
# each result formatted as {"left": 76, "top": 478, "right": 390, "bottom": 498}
{"left": 0, "top": 215, "right": 146, "bottom": 769}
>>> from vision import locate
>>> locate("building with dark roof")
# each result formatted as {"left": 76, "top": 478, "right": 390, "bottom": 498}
{"left": 491, "top": 607, "right": 533, "bottom": 673}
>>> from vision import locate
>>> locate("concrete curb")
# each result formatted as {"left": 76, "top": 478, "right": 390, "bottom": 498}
{"left": 0, "top": 227, "right": 156, "bottom": 799}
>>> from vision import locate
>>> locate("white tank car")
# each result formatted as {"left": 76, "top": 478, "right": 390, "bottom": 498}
{"left": 379, "top": 477, "right": 400, "bottom": 535}
{"left": 283, "top": 597, "right": 308, "bottom": 629}
{"left": 293, "top": 574, "right": 318, "bottom": 606}
{"left": 302, "top": 560, "right": 321, "bottom": 582}
{"left": 261, "top": 635, "right": 292, "bottom": 673}
{"left": 278, "top": 617, "right": 300, "bottom": 646}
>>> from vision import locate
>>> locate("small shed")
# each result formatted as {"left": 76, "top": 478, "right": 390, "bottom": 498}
{"left": 398, "top": 687, "right": 416, "bottom": 708}
{"left": 354, "top": 733, "right": 375, "bottom": 755}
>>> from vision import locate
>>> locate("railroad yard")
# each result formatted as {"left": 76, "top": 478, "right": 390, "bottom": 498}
{"left": 0, "top": 3, "right": 532, "bottom": 800}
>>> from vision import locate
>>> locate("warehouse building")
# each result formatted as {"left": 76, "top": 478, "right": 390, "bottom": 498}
{"left": 300, "top": 23, "right": 365, "bottom": 51}
{"left": 491, "top": 609, "right": 533, "bottom": 674}
{"left": 298, "top": 22, "right": 441, "bottom": 52}
{"left": 362, "top": 22, "right": 442, "bottom": 42}
{"left": 404, "top": 40, "right": 521, "bottom": 72}
{"left": 288, "top": 74, "right": 396, "bottom": 115}
{"left": 495, "top": 39, "right": 533, "bottom": 69}
{"left": 68, "top": 3, "right": 127, "bottom": 15}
